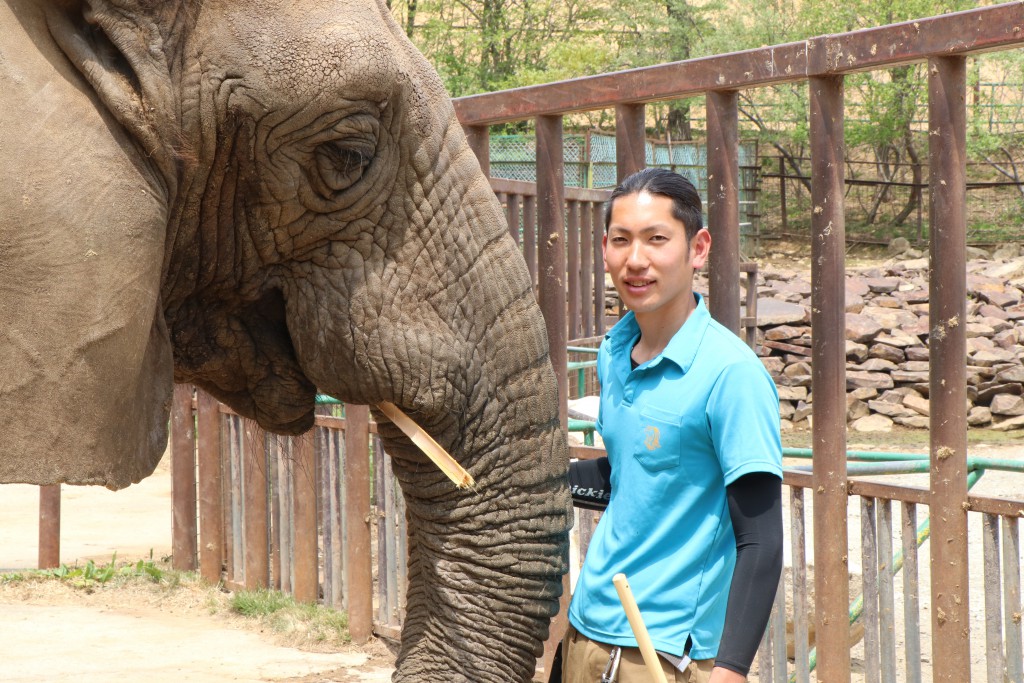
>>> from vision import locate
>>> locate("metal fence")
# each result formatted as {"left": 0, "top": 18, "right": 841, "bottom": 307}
{"left": 490, "top": 132, "right": 763, "bottom": 250}
{"left": 453, "top": 4, "right": 1024, "bottom": 680}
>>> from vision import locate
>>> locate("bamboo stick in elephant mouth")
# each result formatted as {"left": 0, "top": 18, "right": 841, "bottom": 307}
{"left": 376, "top": 402, "right": 476, "bottom": 489}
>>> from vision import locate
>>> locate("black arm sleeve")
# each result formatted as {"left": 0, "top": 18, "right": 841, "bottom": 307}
{"left": 568, "top": 457, "right": 612, "bottom": 511}
{"left": 713, "top": 472, "right": 784, "bottom": 676}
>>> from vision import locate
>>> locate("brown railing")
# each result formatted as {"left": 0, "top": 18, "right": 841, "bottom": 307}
{"left": 453, "top": 4, "right": 1024, "bottom": 681}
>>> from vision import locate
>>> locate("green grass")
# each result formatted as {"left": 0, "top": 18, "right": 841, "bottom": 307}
{"left": 0, "top": 552, "right": 183, "bottom": 589}
{"left": 228, "top": 588, "right": 350, "bottom": 646}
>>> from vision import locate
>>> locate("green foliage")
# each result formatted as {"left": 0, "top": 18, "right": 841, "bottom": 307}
{"left": 0, "top": 552, "right": 173, "bottom": 589}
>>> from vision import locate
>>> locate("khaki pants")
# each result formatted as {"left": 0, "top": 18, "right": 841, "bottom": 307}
{"left": 561, "top": 625, "right": 715, "bottom": 683}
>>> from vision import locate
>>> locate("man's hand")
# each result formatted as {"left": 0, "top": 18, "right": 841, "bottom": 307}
{"left": 708, "top": 666, "right": 747, "bottom": 683}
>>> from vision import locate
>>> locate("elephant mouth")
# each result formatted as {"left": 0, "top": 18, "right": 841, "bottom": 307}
{"left": 171, "top": 287, "right": 318, "bottom": 435}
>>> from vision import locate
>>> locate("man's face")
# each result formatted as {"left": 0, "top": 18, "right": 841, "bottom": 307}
{"left": 603, "top": 192, "right": 710, "bottom": 323}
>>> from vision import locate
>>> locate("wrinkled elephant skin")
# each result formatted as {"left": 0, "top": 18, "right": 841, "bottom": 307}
{"left": 0, "top": 1, "right": 571, "bottom": 679}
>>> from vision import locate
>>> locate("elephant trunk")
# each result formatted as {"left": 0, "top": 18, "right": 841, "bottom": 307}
{"left": 380, "top": 149, "right": 571, "bottom": 680}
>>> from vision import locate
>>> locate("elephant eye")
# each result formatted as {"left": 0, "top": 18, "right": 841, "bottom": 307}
{"left": 314, "top": 141, "right": 374, "bottom": 193}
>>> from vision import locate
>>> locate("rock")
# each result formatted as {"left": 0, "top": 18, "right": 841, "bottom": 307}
{"left": 990, "top": 394, "right": 1024, "bottom": 416}
{"left": 966, "top": 246, "right": 992, "bottom": 260}
{"left": 763, "top": 339, "right": 813, "bottom": 356}
{"left": 847, "top": 397, "right": 870, "bottom": 421}
{"left": 779, "top": 401, "right": 795, "bottom": 419}
{"left": 978, "top": 304, "right": 1009, "bottom": 320}
{"left": 893, "top": 415, "right": 929, "bottom": 429}
{"left": 879, "top": 388, "right": 913, "bottom": 402}
{"left": 778, "top": 386, "right": 808, "bottom": 402}
{"left": 967, "top": 336, "right": 995, "bottom": 354}
{"left": 967, "top": 406, "right": 992, "bottom": 426}
{"left": 761, "top": 357, "right": 786, "bottom": 375}
{"left": 865, "top": 277, "right": 900, "bottom": 294}
{"left": 966, "top": 322, "right": 996, "bottom": 339}
{"left": 978, "top": 316, "right": 1013, "bottom": 333}
{"left": 853, "top": 358, "right": 898, "bottom": 372}
{"left": 869, "top": 343, "right": 906, "bottom": 363}
{"left": 971, "top": 348, "right": 1018, "bottom": 367}
{"left": 759, "top": 298, "right": 810, "bottom": 325}
{"left": 846, "top": 341, "right": 869, "bottom": 362}
{"left": 905, "top": 346, "right": 930, "bottom": 362}
{"left": 877, "top": 296, "right": 906, "bottom": 309}
{"left": 900, "top": 361, "right": 930, "bottom": 373}
{"left": 900, "top": 258, "right": 930, "bottom": 271}
{"left": 780, "top": 418, "right": 796, "bottom": 432}
{"left": 850, "top": 387, "right": 879, "bottom": 401}
{"left": 888, "top": 237, "right": 911, "bottom": 255}
{"left": 990, "top": 414, "right": 1024, "bottom": 431}
{"left": 902, "top": 394, "right": 930, "bottom": 416}
{"left": 784, "top": 361, "right": 813, "bottom": 377}
{"left": 765, "top": 325, "right": 811, "bottom": 341}
{"left": 867, "top": 400, "right": 917, "bottom": 418}
{"left": 845, "top": 277, "right": 870, "bottom": 297}
{"left": 996, "top": 366, "right": 1024, "bottom": 383}
{"left": 891, "top": 370, "right": 929, "bottom": 383}
{"left": 993, "top": 243, "right": 1022, "bottom": 260}
{"left": 852, "top": 414, "right": 894, "bottom": 432}
{"left": 847, "top": 371, "right": 894, "bottom": 390}
{"left": 981, "top": 261, "right": 1024, "bottom": 283}
{"left": 793, "top": 401, "right": 813, "bottom": 423}
{"left": 846, "top": 313, "right": 883, "bottom": 343}
{"left": 993, "top": 329, "right": 1019, "bottom": 349}
{"left": 860, "top": 306, "right": 919, "bottom": 330}
{"left": 976, "top": 382, "right": 1022, "bottom": 406}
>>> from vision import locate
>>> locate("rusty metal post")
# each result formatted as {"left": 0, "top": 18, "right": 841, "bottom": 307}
{"left": 524, "top": 194, "right": 538, "bottom": 288}
{"left": 615, "top": 103, "right": 646, "bottom": 183}
{"left": 593, "top": 203, "right": 605, "bottom": 335}
{"left": 536, "top": 114, "right": 568, "bottom": 430}
{"left": 507, "top": 192, "right": 521, "bottom": 246}
{"left": 928, "top": 55, "right": 971, "bottom": 683}
{"left": 243, "top": 419, "right": 269, "bottom": 589}
{"left": 171, "top": 384, "right": 198, "bottom": 571}
{"left": 37, "top": 485, "right": 60, "bottom": 569}
{"left": 706, "top": 90, "right": 741, "bottom": 334}
{"left": 536, "top": 113, "right": 568, "bottom": 678}
{"left": 808, "top": 74, "right": 851, "bottom": 682}
{"left": 465, "top": 124, "right": 490, "bottom": 177}
{"left": 581, "top": 201, "right": 594, "bottom": 337}
{"left": 292, "top": 431, "right": 319, "bottom": 603}
{"left": 196, "top": 390, "right": 224, "bottom": 583}
{"left": 779, "top": 156, "right": 788, "bottom": 234}
{"left": 567, "top": 200, "right": 580, "bottom": 341}
{"left": 344, "top": 404, "right": 373, "bottom": 643}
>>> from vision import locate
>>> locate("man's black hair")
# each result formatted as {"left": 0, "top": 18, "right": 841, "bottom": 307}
{"left": 603, "top": 168, "right": 703, "bottom": 241}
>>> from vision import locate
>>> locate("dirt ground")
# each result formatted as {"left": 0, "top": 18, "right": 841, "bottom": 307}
{"left": 0, "top": 456, "right": 395, "bottom": 683}
{"left": 2, "top": 434, "right": 1022, "bottom": 682}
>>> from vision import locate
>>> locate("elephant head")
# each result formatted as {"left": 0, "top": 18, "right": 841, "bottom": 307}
{"left": 0, "top": 0, "right": 571, "bottom": 679}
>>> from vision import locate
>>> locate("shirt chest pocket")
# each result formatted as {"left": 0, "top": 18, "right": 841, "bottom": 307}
{"left": 633, "top": 406, "right": 683, "bottom": 472}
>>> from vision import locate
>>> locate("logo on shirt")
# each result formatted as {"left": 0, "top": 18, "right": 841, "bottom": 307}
{"left": 644, "top": 425, "right": 660, "bottom": 451}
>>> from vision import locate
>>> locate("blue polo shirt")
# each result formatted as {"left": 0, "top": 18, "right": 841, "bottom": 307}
{"left": 568, "top": 293, "right": 782, "bottom": 660}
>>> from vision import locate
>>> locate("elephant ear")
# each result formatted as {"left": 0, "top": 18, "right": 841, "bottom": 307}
{"left": 45, "top": 1, "right": 181, "bottom": 198}
{"left": 0, "top": 2, "right": 176, "bottom": 488}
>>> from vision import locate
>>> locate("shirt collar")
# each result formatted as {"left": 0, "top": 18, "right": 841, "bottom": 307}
{"left": 605, "top": 293, "right": 710, "bottom": 374}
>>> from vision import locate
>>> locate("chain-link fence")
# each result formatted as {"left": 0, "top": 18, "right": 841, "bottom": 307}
{"left": 490, "top": 132, "right": 762, "bottom": 251}
{"left": 759, "top": 155, "right": 1024, "bottom": 246}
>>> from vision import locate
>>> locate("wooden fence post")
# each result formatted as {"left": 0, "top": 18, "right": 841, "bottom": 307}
{"left": 37, "top": 485, "right": 61, "bottom": 569}
{"left": 243, "top": 419, "right": 269, "bottom": 589}
{"left": 344, "top": 405, "right": 373, "bottom": 642}
{"left": 292, "top": 431, "right": 319, "bottom": 603}
{"left": 171, "top": 384, "right": 198, "bottom": 571}
{"left": 196, "top": 390, "right": 224, "bottom": 583}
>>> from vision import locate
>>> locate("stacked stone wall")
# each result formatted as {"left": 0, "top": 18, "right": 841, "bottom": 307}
{"left": 735, "top": 247, "right": 1024, "bottom": 432}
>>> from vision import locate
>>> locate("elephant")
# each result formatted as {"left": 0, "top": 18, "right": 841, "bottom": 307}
{"left": 0, "top": 0, "right": 572, "bottom": 680}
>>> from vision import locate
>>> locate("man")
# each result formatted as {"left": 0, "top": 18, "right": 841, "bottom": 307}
{"left": 563, "top": 168, "right": 784, "bottom": 682}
